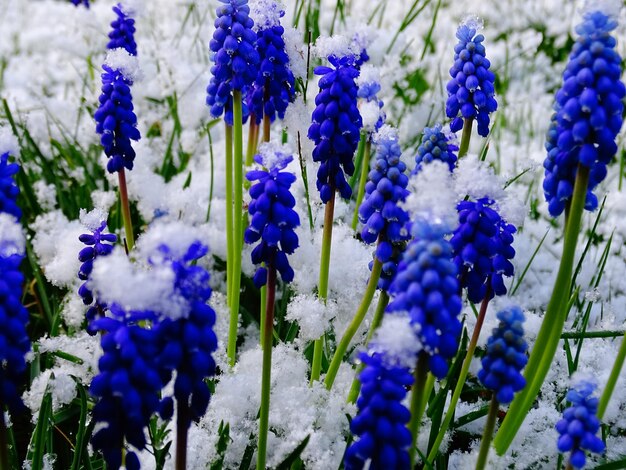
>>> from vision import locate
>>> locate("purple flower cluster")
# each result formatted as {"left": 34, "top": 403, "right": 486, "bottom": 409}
{"left": 77, "top": 221, "right": 117, "bottom": 334}
{"left": 247, "top": 7, "right": 295, "bottom": 124}
{"left": 451, "top": 198, "right": 516, "bottom": 304}
{"left": 446, "top": 22, "right": 497, "bottom": 137}
{"left": 206, "top": 0, "right": 260, "bottom": 125}
{"left": 245, "top": 148, "right": 300, "bottom": 287}
{"left": 344, "top": 353, "right": 412, "bottom": 470}
{"left": 387, "top": 222, "right": 462, "bottom": 378}
{"left": 478, "top": 306, "right": 527, "bottom": 404}
{"left": 542, "top": 9, "right": 625, "bottom": 217}
{"left": 556, "top": 380, "right": 605, "bottom": 468}
{"left": 0, "top": 153, "right": 21, "bottom": 220}
{"left": 308, "top": 55, "right": 363, "bottom": 202}
{"left": 107, "top": 4, "right": 137, "bottom": 55}
{"left": 413, "top": 125, "right": 458, "bottom": 174}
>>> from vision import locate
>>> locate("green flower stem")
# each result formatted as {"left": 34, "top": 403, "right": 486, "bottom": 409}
{"left": 458, "top": 117, "right": 474, "bottom": 159}
{"left": 175, "top": 400, "right": 190, "bottom": 470}
{"left": 260, "top": 266, "right": 268, "bottom": 350}
{"left": 597, "top": 330, "right": 626, "bottom": 420}
{"left": 346, "top": 290, "right": 390, "bottom": 404}
{"left": 311, "top": 186, "right": 336, "bottom": 384}
{"left": 409, "top": 352, "right": 429, "bottom": 468}
{"left": 348, "top": 130, "right": 367, "bottom": 189}
{"left": 117, "top": 168, "right": 135, "bottom": 252}
{"left": 225, "top": 123, "right": 237, "bottom": 365}
{"left": 494, "top": 165, "right": 590, "bottom": 454}
{"left": 475, "top": 395, "right": 498, "bottom": 470}
{"left": 418, "top": 372, "right": 435, "bottom": 420}
{"left": 228, "top": 91, "right": 245, "bottom": 368}
{"left": 245, "top": 119, "right": 259, "bottom": 166}
{"left": 0, "top": 411, "right": 8, "bottom": 470}
{"left": 351, "top": 135, "right": 371, "bottom": 231}
{"left": 324, "top": 256, "right": 383, "bottom": 390}
{"left": 427, "top": 287, "right": 492, "bottom": 464}
{"left": 257, "top": 260, "right": 277, "bottom": 470}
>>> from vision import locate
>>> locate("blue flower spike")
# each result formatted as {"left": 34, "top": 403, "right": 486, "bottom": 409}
{"left": 206, "top": 0, "right": 260, "bottom": 125}
{"left": 446, "top": 17, "right": 498, "bottom": 137}
{"left": 542, "top": 6, "right": 625, "bottom": 217}
{"left": 556, "top": 378, "right": 605, "bottom": 469}
{"left": 70, "top": 0, "right": 90, "bottom": 7}
{"left": 77, "top": 214, "right": 117, "bottom": 334}
{"left": 387, "top": 220, "right": 463, "bottom": 378}
{"left": 0, "top": 212, "right": 30, "bottom": 414}
{"left": 450, "top": 198, "right": 516, "bottom": 304}
{"left": 358, "top": 126, "right": 410, "bottom": 289}
{"left": 345, "top": 353, "right": 413, "bottom": 470}
{"left": 478, "top": 306, "right": 528, "bottom": 404}
{"left": 94, "top": 4, "right": 141, "bottom": 174}
{"left": 0, "top": 153, "right": 21, "bottom": 220}
{"left": 247, "top": 0, "right": 295, "bottom": 124}
{"left": 245, "top": 144, "right": 300, "bottom": 287}
{"left": 413, "top": 125, "right": 458, "bottom": 174}
{"left": 308, "top": 54, "right": 363, "bottom": 202}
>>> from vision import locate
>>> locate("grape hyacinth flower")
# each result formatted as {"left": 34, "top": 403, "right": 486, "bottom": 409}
{"left": 451, "top": 198, "right": 516, "bottom": 304}
{"left": 359, "top": 127, "right": 410, "bottom": 288}
{"left": 556, "top": 379, "right": 605, "bottom": 469}
{"left": 308, "top": 54, "right": 363, "bottom": 202}
{"left": 107, "top": 4, "right": 138, "bottom": 55}
{"left": 245, "top": 145, "right": 300, "bottom": 288}
{"left": 387, "top": 221, "right": 462, "bottom": 379}
{"left": 70, "top": 0, "right": 89, "bottom": 7}
{"left": 475, "top": 307, "right": 528, "bottom": 469}
{"left": 0, "top": 214, "right": 30, "bottom": 414}
{"left": 413, "top": 125, "right": 458, "bottom": 174}
{"left": 244, "top": 144, "right": 299, "bottom": 469}
{"left": 247, "top": 1, "right": 295, "bottom": 127}
{"left": 356, "top": 65, "right": 385, "bottom": 134}
{"left": 445, "top": 19, "right": 497, "bottom": 138}
{"left": 77, "top": 220, "right": 117, "bottom": 334}
{"left": 0, "top": 153, "right": 21, "bottom": 220}
{"left": 94, "top": 4, "right": 141, "bottom": 174}
{"left": 90, "top": 307, "right": 164, "bottom": 470}
{"left": 152, "top": 242, "right": 218, "bottom": 469}
{"left": 206, "top": 0, "right": 259, "bottom": 125}
{"left": 345, "top": 352, "right": 413, "bottom": 470}
{"left": 478, "top": 306, "right": 528, "bottom": 404}
{"left": 542, "top": 8, "right": 625, "bottom": 217}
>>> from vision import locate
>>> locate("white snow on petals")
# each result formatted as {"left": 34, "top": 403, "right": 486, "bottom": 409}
{"left": 105, "top": 48, "right": 142, "bottom": 81}
{"left": 119, "top": 0, "right": 144, "bottom": 16}
{"left": 369, "top": 313, "right": 422, "bottom": 368}
{"left": 313, "top": 35, "right": 361, "bottom": 59}
{"left": 582, "top": 0, "right": 621, "bottom": 18}
{"left": 257, "top": 141, "right": 293, "bottom": 171}
{"left": 79, "top": 208, "right": 107, "bottom": 232}
{"left": 250, "top": 0, "right": 285, "bottom": 30}
{"left": 0, "top": 213, "right": 25, "bottom": 257}
{"left": 403, "top": 160, "right": 458, "bottom": 228}
{"left": 460, "top": 14, "right": 484, "bottom": 31}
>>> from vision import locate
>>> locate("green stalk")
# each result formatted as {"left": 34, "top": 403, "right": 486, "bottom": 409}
{"left": 427, "top": 288, "right": 492, "bottom": 463}
{"left": 494, "top": 166, "right": 590, "bottom": 454}
{"left": 351, "top": 137, "right": 371, "bottom": 231}
{"left": 348, "top": 130, "right": 367, "bottom": 189}
{"left": 225, "top": 124, "right": 236, "bottom": 364}
{"left": 257, "top": 260, "right": 277, "bottom": 470}
{"left": 175, "top": 401, "right": 190, "bottom": 470}
{"left": 597, "top": 330, "right": 626, "bottom": 420}
{"left": 228, "top": 91, "right": 245, "bottom": 368}
{"left": 246, "top": 119, "right": 259, "bottom": 166}
{"left": 117, "top": 168, "right": 135, "bottom": 252}
{"left": 310, "top": 186, "right": 336, "bottom": 384}
{"left": 0, "top": 411, "right": 8, "bottom": 470}
{"left": 409, "top": 353, "right": 429, "bottom": 468}
{"left": 347, "top": 290, "right": 390, "bottom": 403}
{"left": 458, "top": 117, "right": 474, "bottom": 159}
{"left": 324, "top": 256, "right": 383, "bottom": 390}
{"left": 475, "top": 395, "right": 499, "bottom": 470}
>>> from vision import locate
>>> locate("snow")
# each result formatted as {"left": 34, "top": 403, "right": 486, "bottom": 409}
{"left": 0, "top": 213, "right": 25, "bottom": 257}
{"left": 104, "top": 48, "right": 142, "bottom": 81}
{"left": 369, "top": 312, "right": 422, "bottom": 368}
{"left": 0, "top": 126, "right": 19, "bottom": 157}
